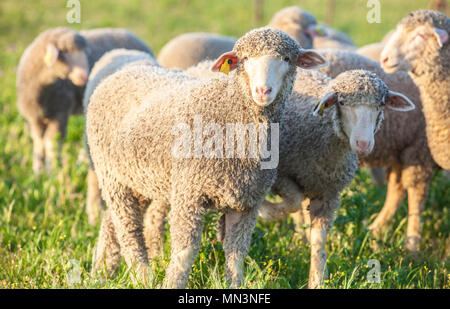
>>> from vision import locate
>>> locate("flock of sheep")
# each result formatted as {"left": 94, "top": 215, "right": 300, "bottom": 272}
{"left": 15, "top": 6, "right": 449, "bottom": 288}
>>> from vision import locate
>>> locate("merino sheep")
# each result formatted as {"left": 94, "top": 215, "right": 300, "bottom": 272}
{"left": 86, "top": 27, "right": 328, "bottom": 288}
{"left": 157, "top": 32, "right": 236, "bottom": 69}
{"left": 380, "top": 10, "right": 450, "bottom": 170}
{"left": 16, "top": 27, "right": 152, "bottom": 174}
{"left": 257, "top": 69, "right": 414, "bottom": 288}
{"left": 82, "top": 48, "right": 158, "bottom": 226}
{"left": 317, "top": 49, "right": 438, "bottom": 253}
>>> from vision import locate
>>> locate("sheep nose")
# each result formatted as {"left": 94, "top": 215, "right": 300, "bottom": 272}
{"left": 356, "top": 140, "right": 370, "bottom": 152}
{"left": 256, "top": 86, "right": 272, "bottom": 95}
{"left": 381, "top": 56, "right": 389, "bottom": 65}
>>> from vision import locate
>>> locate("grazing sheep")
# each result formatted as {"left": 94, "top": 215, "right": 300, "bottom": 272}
{"left": 86, "top": 27, "right": 328, "bottom": 288}
{"left": 82, "top": 49, "right": 158, "bottom": 226}
{"left": 381, "top": 10, "right": 450, "bottom": 170}
{"left": 257, "top": 69, "right": 414, "bottom": 288}
{"left": 16, "top": 27, "right": 152, "bottom": 174}
{"left": 317, "top": 49, "right": 438, "bottom": 253}
{"left": 157, "top": 32, "right": 236, "bottom": 69}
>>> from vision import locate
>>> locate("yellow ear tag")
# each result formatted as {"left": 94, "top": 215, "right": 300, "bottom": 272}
{"left": 314, "top": 100, "right": 326, "bottom": 116}
{"left": 220, "top": 58, "right": 233, "bottom": 75}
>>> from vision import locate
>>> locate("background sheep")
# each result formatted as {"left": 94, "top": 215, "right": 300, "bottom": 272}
{"left": 257, "top": 69, "right": 414, "bottom": 288}
{"left": 87, "top": 28, "right": 328, "bottom": 288}
{"left": 16, "top": 27, "right": 152, "bottom": 174}
{"left": 82, "top": 48, "right": 158, "bottom": 226}
{"left": 381, "top": 10, "right": 450, "bottom": 170}
{"left": 157, "top": 32, "right": 236, "bottom": 69}
{"left": 317, "top": 49, "right": 438, "bottom": 253}
{"left": 157, "top": 6, "right": 354, "bottom": 70}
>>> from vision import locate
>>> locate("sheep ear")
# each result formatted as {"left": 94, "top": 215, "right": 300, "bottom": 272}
{"left": 43, "top": 44, "right": 59, "bottom": 67}
{"left": 313, "top": 91, "right": 337, "bottom": 116}
{"left": 385, "top": 90, "right": 415, "bottom": 112}
{"left": 433, "top": 27, "right": 448, "bottom": 48}
{"left": 211, "top": 51, "right": 238, "bottom": 74}
{"left": 297, "top": 49, "right": 329, "bottom": 70}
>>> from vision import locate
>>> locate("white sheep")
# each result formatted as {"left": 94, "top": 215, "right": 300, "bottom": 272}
{"left": 82, "top": 48, "right": 158, "bottom": 226}
{"left": 86, "top": 27, "right": 328, "bottom": 288}
{"left": 257, "top": 69, "right": 414, "bottom": 288}
{"left": 317, "top": 48, "right": 438, "bottom": 253}
{"left": 381, "top": 10, "right": 450, "bottom": 170}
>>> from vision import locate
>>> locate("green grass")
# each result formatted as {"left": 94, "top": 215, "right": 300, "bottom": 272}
{"left": 0, "top": 0, "right": 448, "bottom": 289}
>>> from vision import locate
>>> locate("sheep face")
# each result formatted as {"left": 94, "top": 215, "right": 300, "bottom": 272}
{"left": 314, "top": 71, "right": 415, "bottom": 156}
{"left": 211, "top": 28, "right": 328, "bottom": 107}
{"left": 381, "top": 20, "right": 448, "bottom": 74}
{"left": 43, "top": 43, "right": 89, "bottom": 86}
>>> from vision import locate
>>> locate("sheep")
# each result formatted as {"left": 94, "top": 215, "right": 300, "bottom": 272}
{"left": 316, "top": 48, "right": 438, "bottom": 253}
{"left": 157, "top": 32, "right": 236, "bottom": 69}
{"left": 267, "top": 6, "right": 318, "bottom": 49}
{"left": 156, "top": 6, "right": 352, "bottom": 70}
{"left": 380, "top": 10, "right": 450, "bottom": 170}
{"left": 86, "top": 27, "right": 328, "bottom": 288}
{"left": 82, "top": 48, "right": 159, "bottom": 226}
{"left": 256, "top": 69, "right": 414, "bottom": 288}
{"left": 16, "top": 27, "right": 152, "bottom": 174}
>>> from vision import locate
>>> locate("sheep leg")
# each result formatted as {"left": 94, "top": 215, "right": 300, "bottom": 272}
{"left": 163, "top": 196, "right": 206, "bottom": 288}
{"left": 290, "top": 199, "right": 311, "bottom": 242}
{"left": 86, "top": 167, "right": 104, "bottom": 225}
{"left": 405, "top": 181, "right": 429, "bottom": 254}
{"left": 368, "top": 166, "right": 405, "bottom": 238}
{"left": 91, "top": 208, "right": 121, "bottom": 279}
{"left": 29, "top": 119, "right": 46, "bottom": 174}
{"left": 144, "top": 199, "right": 170, "bottom": 259}
{"left": 259, "top": 177, "right": 305, "bottom": 221}
{"left": 43, "top": 116, "right": 68, "bottom": 173}
{"left": 308, "top": 197, "right": 339, "bottom": 288}
{"left": 104, "top": 183, "right": 150, "bottom": 284}
{"left": 223, "top": 207, "right": 259, "bottom": 287}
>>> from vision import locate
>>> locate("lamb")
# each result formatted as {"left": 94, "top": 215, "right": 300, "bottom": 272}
{"left": 257, "top": 69, "right": 414, "bottom": 288}
{"left": 157, "top": 6, "right": 352, "bottom": 70}
{"left": 82, "top": 48, "right": 158, "bottom": 226}
{"left": 316, "top": 49, "right": 438, "bottom": 253}
{"left": 16, "top": 27, "right": 152, "bottom": 174}
{"left": 86, "top": 27, "right": 328, "bottom": 288}
{"left": 157, "top": 32, "right": 237, "bottom": 69}
{"left": 380, "top": 10, "right": 450, "bottom": 170}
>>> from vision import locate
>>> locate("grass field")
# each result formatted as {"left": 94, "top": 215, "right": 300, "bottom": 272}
{"left": 0, "top": 0, "right": 448, "bottom": 289}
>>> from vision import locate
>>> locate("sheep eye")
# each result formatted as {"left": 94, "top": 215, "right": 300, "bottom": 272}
{"left": 339, "top": 101, "right": 344, "bottom": 106}
{"left": 284, "top": 56, "right": 290, "bottom": 62}
{"left": 242, "top": 56, "right": 248, "bottom": 61}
